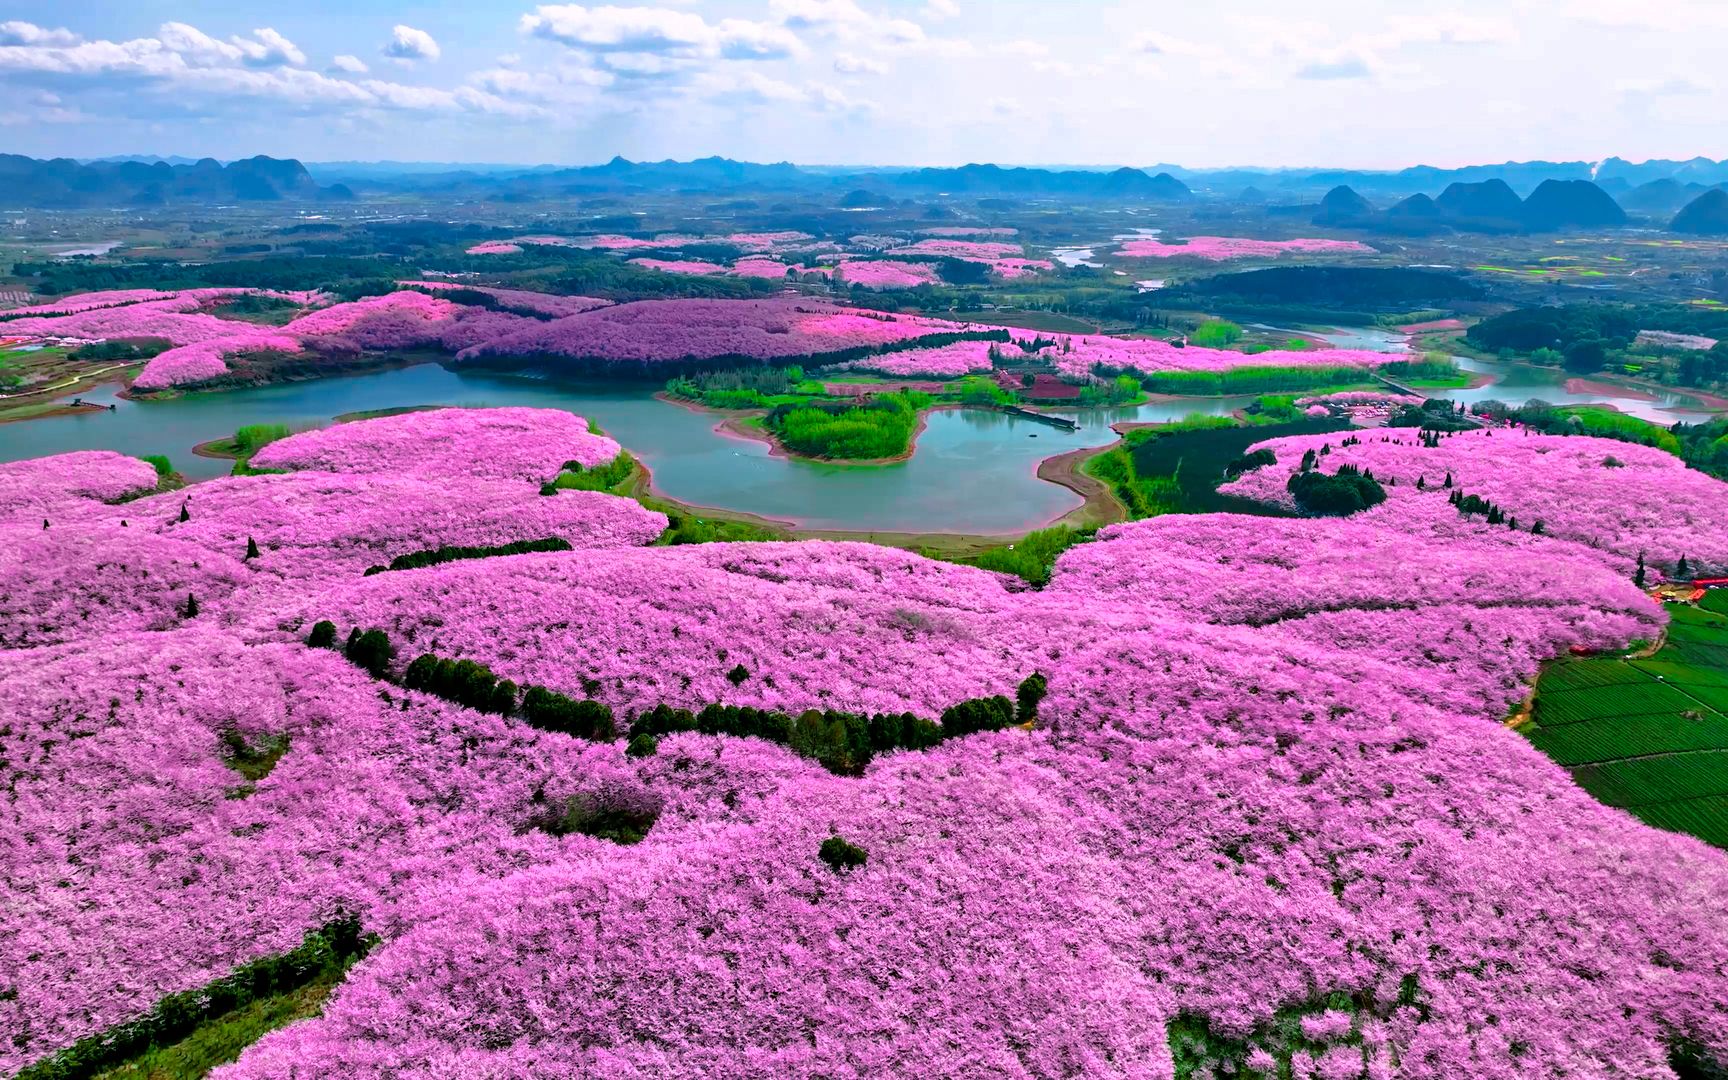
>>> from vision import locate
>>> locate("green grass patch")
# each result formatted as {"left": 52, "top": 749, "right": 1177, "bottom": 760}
{"left": 233, "top": 424, "right": 291, "bottom": 454}
{"left": 18, "top": 918, "right": 372, "bottom": 1080}
{"left": 1523, "top": 602, "right": 1728, "bottom": 848}
{"left": 1537, "top": 659, "right": 1657, "bottom": 692}
{"left": 1574, "top": 752, "right": 1728, "bottom": 807}
{"left": 1088, "top": 414, "right": 1351, "bottom": 520}
{"left": 550, "top": 451, "right": 638, "bottom": 494}
{"left": 939, "top": 525, "right": 1096, "bottom": 587}
{"left": 1701, "top": 589, "right": 1728, "bottom": 617}
{"left": 1526, "top": 712, "right": 1728, "bottom": 766}
{"left": 91, "top": 970, "right": 342, "bottom": 1080}
{"left": 1534, "top": 682, "right": 1705, "bottom": 726}
{"left": 1632, "top": 796, "right": 1728, "bottom": 848}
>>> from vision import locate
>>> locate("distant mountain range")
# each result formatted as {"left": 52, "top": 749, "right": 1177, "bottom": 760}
{"left": 1314, "top": 178, "right": 1632, "bottom": 234}
{"left": 1, "top": 155, "right": 354, "bottom": 208}
{"left": 10, "top": 153, "right": 1728, "bottom": 231}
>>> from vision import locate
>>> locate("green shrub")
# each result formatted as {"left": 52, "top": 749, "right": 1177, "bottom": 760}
{"left": 818, "top": 835, "right": 868, "bottom": 873}
{"left": 553, "top": 451, "right": 636, "bottom": 493}
{"left": 959, "top": 526, "right": 1094, "bottom": 587}
{"left": 521, "top": 685, "right": 615, "bottom": 739}
{"left": 542, "top": 791, "right": 657, "bottom": 844}
{"left": 233, "top": 423, "right": 291, "bottom": 455}
{"left": 1288, "top": 469, "right": 1386, "bottom": 516}
{"left": 1190, "top": 318, "right": 1244, "bottom": 348}
{"left": 305, "top": 620, "right": 336, "bottom": 649}
{"left": 940, "top": 695, "right": 1016, "bottom": 738}
{"left": 343, "top": 628, "right": 395, "bottom": 679}
{"left": 141, "top": 454, "right": 174, "bottom": 479}
{"left": 1016, "top": 672, "right": 1048, "bottom": 722}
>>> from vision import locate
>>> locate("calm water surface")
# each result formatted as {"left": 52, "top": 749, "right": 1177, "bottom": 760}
{"left": 0, "top": 364, "right": 1251, "bottom": 533}
{"left": 4, "top": 333, "right": 1716, "bottom": 530}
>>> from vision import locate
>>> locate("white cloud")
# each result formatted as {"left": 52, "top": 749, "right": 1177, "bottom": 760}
{"left": 1127, "top": 30, "right": 1212, "bottom": 58}
{"left": 383, "top": 25, "right": 441, "bottom": 63}
{"left": 1376, "top": 15, "right": 1518, "bottom": 48}
{"left": 0, "top": 20, "right": 543, "bottom": 121}
{"left": 922, "top": 0, "right": 959, "bottom": 18}
{"left": 235, "top": 28, "right": 307, "bottom": 68}
{"left": 0, "top": 21, "right": 79, "bottom": 47}
{"left": 770, "top": 0, "right": 925, "bottom": 45}
{"left": 329, "top": 54, "right": 369, "bottom": 74}
{"left": 1560, "top": 0, "right": 1728, "bottom": 32}
{"left": 1615, "top": 76, "right": 1711, "bottom": 98}
{"left": 697, "top": 69, "right": 872, "bottom": 115}
{"left": 521, "top": 5, "right": 801, "bottom": 60}
{"left": 833, "top": 52, "right": 887, "bottom": 75}
{"left": 1296, "top": 50, "right": 1376, "bottom": 80}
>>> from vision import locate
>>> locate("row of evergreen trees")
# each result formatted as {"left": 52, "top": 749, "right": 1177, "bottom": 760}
{"left": 303, "top": 620, "right": 1049, "bottom": 776}
{"left": 1446, "top": 488, "right": 1545, "bottom": 533}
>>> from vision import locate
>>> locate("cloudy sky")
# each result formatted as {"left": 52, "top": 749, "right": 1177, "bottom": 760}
{"left": 2, "top": 0, "right": 1724, "bottom": 169}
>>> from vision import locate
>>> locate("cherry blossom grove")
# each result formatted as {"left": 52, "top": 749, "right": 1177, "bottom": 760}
{"left": 2, "top": 404, "right": 1727, "bottom": 1078}
{"left": 1220, "top": 427, "right": 1728, "bottom": 573}
{"left": 1116, "top": 236, "right": 1375, "bottom": 260}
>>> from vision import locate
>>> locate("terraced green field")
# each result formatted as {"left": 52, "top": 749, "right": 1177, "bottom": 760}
{"left": 1521, "top": 597, "right": 1728, "bottom": 848}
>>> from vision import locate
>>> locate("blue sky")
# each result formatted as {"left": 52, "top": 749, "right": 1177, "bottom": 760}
{"left": 3, "top": 1, "right": 1724, "bottom": 168}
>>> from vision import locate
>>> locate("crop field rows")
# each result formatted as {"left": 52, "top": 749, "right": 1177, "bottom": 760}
{"left": 1523, "top": 599, "right": 1728, "bottom": 847}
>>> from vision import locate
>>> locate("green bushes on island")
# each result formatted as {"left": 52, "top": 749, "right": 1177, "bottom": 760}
{"left": 665, "top": 366, "right": 820, "bottom": 409}
{"left": 768, "top": 390, "right": 931, "bottom": 460}
{"left": 234, "top": 424, "right": 291, "bottom": 454}
{"left": 1390, "top": 352, "right": 1465, "bottom": 385}
{"left": 1136, "top": 365, "right": 1367, "bottom": 396}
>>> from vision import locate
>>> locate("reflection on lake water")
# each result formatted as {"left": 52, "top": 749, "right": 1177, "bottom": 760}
{"left": 0, "top": 336, "right": 1716, "bottom": 531}
{"left": 0, "top": 364, "right": 1250, "bottom": 534}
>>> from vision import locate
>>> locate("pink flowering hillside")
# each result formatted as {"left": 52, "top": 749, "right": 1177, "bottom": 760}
{"left": 248, "top": 406, "right": 622, "bottom": 480}
{"left": 1019, "top": 331, "right": 1388, "bottom": 380}
{"left": 1116, "top": 236, "right": 1374, "bottom": 260}
{"left": 4, "top": 408, "right": 1728, "bottom": 1078}
{"left": 835, "top": 259, "right": 944, "bottom": 289}
{"left": 282, "top": 290, "right": 462, "bottom": 343}
{"left": 133, "top": 330, "right": 303, "bottom": 390}
{"left": 3, "top": 294, "right": 286, "bottom": 349}
{"left": 882, "top": 239, "right": 1053, "bottom": 279}
{"left": 400, "top": 281, "right": 611, "bottom": 318}
{"left": 141, "top": 473, "right": 666, "bottom": 584}
{"left": 0, "top": 450, "right": 159, "bottom": 519}
{"left": 823, "top": 339, "right": 999, "bottom": 377}
{"left": 1220, "top": 427, "right": 1728, "bottom": 573}
{"left": 888, "top": 239, "right": 1025, "bottom": 260}
{"left": 628, "top": 257, "right": 729, "bottom": 275}
{"left": 454, "top": 298, "right": 971, "bottom": 369}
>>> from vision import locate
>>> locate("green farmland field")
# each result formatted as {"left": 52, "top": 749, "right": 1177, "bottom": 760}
{"left": 1519, "top": 599, "right": 1728, "bottom": 848}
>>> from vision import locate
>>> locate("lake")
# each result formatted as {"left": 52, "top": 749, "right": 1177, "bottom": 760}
{"left": 5, "top": 336, "right": 1717, "bottom": 532}
{"left": 0, "top": 363, "right": 1254, "bottom": 534}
